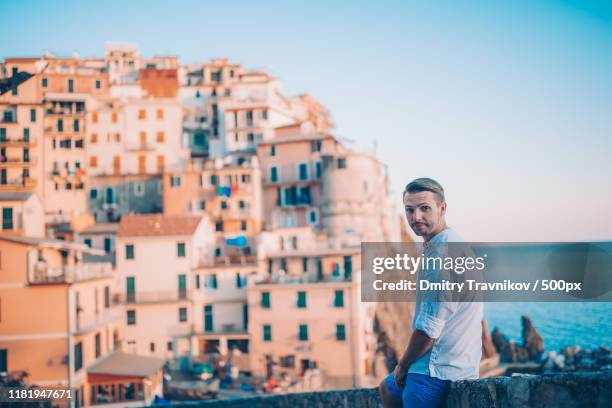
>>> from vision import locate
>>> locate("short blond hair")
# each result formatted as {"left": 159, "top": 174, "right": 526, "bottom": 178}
{"left": 404, "top": 178, "right": 445, "bottom": 203}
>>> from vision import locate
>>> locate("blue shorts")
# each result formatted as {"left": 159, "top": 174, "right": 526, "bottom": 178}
{"left": 383, "top": 371, "right": 450, "bottom": 408}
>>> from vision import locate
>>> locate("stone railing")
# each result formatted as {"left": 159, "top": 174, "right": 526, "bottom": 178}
{"left": 152, "top": 370, "right": 611, "bottom": 407}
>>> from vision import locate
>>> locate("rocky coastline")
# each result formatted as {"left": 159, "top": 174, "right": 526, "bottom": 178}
{"left": 488, "top": 315, "right": 612, "bottom": 374}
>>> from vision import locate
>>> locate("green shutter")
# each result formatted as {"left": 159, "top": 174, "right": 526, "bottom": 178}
{"left": 336, "top": 324, "right": 346, "bottom": 341}
{"left": 297, "top": 291, "right": 306, "bottom": 308}
{"left": 299, "top": 324, "right": 308, "bottom": 341}
{"left": 261, "top": 292, "right": 270, "bottom": 308}
{"left": 334, "top": 290, "right": 344, "bottom": 307}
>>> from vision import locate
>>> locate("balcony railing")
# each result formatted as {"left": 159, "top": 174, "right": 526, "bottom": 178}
{"left": 73, "top": 305, "right": 122, "bottom": 336}
{"left": 29, "top": 262, "right": 113, "bottom": 284}
{"left": 0, "top": 137, "right": 36, "bottom": 146}
{"left": 0, "top": 156, "right": 37, "bottom": 166}
{"left": 0, "top": 178, "right": 37, "bottom": 189}
{"left": 117, "top": 289, "right": 192, "bottom": 305}
{"left": 199, "top": 255, "right": 257, "bottom": 268}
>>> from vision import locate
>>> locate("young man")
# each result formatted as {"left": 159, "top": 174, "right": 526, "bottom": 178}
{"left": 379, "top": 178, "right": 483, "bottom": 407}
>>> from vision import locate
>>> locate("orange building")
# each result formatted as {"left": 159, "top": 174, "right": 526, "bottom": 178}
{"left": 0, "top": 235, "right": 164, "bottom": 406}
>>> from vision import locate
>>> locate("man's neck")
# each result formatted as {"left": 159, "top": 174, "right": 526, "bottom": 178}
{"left": 424, "top": 223, "right": 448, "bottom": 243}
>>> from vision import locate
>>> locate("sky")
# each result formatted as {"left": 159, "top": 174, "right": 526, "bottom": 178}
{"left": 3, "top": 0, "right": 612, "bottom": 241}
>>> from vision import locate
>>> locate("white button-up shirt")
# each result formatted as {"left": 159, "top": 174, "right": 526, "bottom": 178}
{"left": 409, "top": 228, "right": 483, "bottom": 381}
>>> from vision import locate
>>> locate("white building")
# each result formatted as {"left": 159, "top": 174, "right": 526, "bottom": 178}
{"left": 116, "top": 214, "right": 215, "bottom": 359}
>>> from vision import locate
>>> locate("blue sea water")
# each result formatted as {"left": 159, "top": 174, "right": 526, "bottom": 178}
{"left": 484, "top": 302, "right": 612, "bottom": 352}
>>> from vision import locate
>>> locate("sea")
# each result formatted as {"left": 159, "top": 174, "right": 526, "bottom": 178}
{"left": 484, "top": 302, "right": 612, "bottom": 352}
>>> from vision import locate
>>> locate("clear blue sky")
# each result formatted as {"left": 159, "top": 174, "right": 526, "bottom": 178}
{"left": 3, "top": 0, "right": 612, "bottom": 241}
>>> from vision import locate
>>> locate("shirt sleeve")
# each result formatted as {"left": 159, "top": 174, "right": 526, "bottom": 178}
{"left": 414, "top": 300, "right": 457, "bottom": 339}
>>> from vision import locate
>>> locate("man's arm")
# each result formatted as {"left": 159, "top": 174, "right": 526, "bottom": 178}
{"left": 393, "top": 329, "right": 436, "bottom": 388}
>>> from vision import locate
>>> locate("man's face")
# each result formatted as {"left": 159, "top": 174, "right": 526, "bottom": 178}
{"left": 403, "top": 191, "right": 446, "bottom": 237}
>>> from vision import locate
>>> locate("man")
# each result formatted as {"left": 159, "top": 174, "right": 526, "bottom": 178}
{"left": 379, "top": 178, "right": 483, "bottom": 407}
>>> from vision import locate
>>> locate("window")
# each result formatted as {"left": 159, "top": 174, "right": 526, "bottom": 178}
{"left": 261, "top": 292, "right": 270, "bottom": 308}
{"left": 2, "top": 208, "right": 13, "bottom": 230}
{"left": 298, "top": 163, "right": 308, "bottom": 180}
{"left": 241, "top": 221, "right": 247, "bottom": 231}
{"left": 89, "top": 188, "right": 98, "bottom": 199}
{"left": 91, "top": 133, "right": 97, "bottom": 143}
{"left": 336, "top": 324, "right": 346, "bottom": 341}
{"left": 156, "top": 131, "right": 165, "bottom": 142}
{"left": 263, "top": 325, "right": 272, "bottom": 342}
{"left": 334, "top": 290, "right": 344, "bottom": 307}
{"left": 170, "top": 175, "right": 181, "bottom": 188}
{"left": 138, "top": 109, "right": 146, "bottom": 119}
{"left": 95, "top": 79, "right": 101, "bottom": 89}
{"left": 57, "top": 119, "right": 63, "bottom": 132}
{"left": 73, "top": 119, "right": 80, "bottom": 132}
{"left": 177, "top": 242, "right": 186, "bottom": 257}
{"left": 30, "top": 108, "right": 36, "bottom": 122}
{"left": 195, "top": 274, "right": 200, "bottom": 289}
{"left": 104, "top": 286, "right": 110, "bottom": 308}
{"left": 150, "top": 342, "right": 156, "bottom": 353}
{"left": 311, "top": 140, "right": 322, "bottom": 152}
{"left": 315, "top": 161, "right": 322, "bottom": 179}
{"left": 0, "top": 349, "right": 6, "bottom": 372}
{"left": 179, "top": 307, "right": 188, "bottom": 322}
{"left": 41, "top": 77, "right": 48, "bottom": 87}
{"left": 206, "top": 273, "right": 218, "bottom": 289}
{"left": 89, "top": 156, "right": 97, "bottom": 167}
{"left": 308, "top": 210, "right": 318, "bottom": 225}
{"left": 270, "top": 145, "right": 276, "bottom": 156}
{"left": 270, "top": 166, "right": 278, "bottom": 182}
{"left": 204, "top": 305, "right": 213, "bottom": 332}
{"left": 156, "top": 109, "right": 164, "bottom": 119}
{"left": 167, "top": 341, "right": 173, "bottom": 351}
{"left": 127, "top": 310, "right": 136, "bottom": 325}
{"left": 220, "top": 200, "right": 228, "bottom": 210}
{"left": 261, "top": 110, "right": 268, "bottom": 120}
{"left": 297, "top": 291, "right": 306, "bottom": 308}
{"left": 133, "top": 182, "right": 145, "bottom": 196}
{"left": 210, "top": 175, "right": 217, "bottom": 185}
{"left": 302, "top": 257, "right": 308, "bottom": 273}
{"left": 337, "top": 157, "right": 347, "bottom": 169}
{"left": 74, "top": 342, "right": 83, "bottom": 371}
{"left": 125, "top": 244, "right": 134, "bottom": 260}
{"left": 95, "top": 333, "right": 101, "bottom": 358}
{"left": 298, "top": 324, "right": 308, "bottom": 341}
{"left": 75, "top": 139, "right": 83, "bottom": 148}
{"left": 68, "top": 79, "right": 74, "bottom": 93}
{"left": 104, "top": 237, "right": 112, "bottom": 253}
{"left": 111, "top": 112, "right": 118, "bottom": 123}
{"left": 344, "top": 256, "right": 352, "bottom": 279}
{"left": 215, "top": 221, "right": 223, "bottom": 232}
{"left": 84, "top": 239, "right": 92, "bottom": 247}
{"left": 235, "top": 272, "right": 244, "bottom": 288}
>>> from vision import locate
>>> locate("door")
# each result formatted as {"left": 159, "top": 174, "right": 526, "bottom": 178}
{"left": 178, "top": 274, "right": 187, "bottom": 299}
{"left": 204, "top": 305, "right": 213, "bottom": 332}
{"left": 126, "top": 277, "right": 135, "bottom": 303}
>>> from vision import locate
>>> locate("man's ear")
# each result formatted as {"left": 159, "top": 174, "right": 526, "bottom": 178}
{"left": 439, "top": 201, "right": 447, "bottom": 216}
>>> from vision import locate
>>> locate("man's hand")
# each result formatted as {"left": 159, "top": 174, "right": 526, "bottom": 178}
{"left": 393, "top": 364, "right": 407, "bottom": 390}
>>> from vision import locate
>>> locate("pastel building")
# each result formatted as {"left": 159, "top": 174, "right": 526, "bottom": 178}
{"left": 116, "top": 214, "right": 215, "bottom": 360}
{"left": 0, "top": 235, "right": 163, "bottom": 407}
{"left": 247, "top": 245, "right": 376, "bottom": 389}
{"left": 0, "top": 191, "right": 44, "bottom": 236}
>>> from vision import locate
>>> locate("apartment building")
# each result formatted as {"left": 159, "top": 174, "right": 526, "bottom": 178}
{"left": 247, "top": 244, "right": 375, "bottom": 389}
{"left": 0, "top": 68, "right": 44, "bottom": 197}
{"left": 116, "top": 214, "right": 215, "bottom": 360}
{"left": 0, "top": 191, "right": 44, "bottom": 236}
{"left": 0, "top": 234, "right": 164, "bottom": 406}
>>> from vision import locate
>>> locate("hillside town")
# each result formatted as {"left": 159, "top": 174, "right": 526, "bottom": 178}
{"left": 0, "top": 44, "right": 408, "bottom": 406}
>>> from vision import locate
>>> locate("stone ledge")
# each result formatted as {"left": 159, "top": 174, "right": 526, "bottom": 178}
{"left": 155, "top": 370, "right": 612, "bottom": 408}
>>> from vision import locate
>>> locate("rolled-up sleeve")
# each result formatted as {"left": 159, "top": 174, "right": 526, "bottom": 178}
{"left": 414, "top": 300, "right": 457, "bottom": 339}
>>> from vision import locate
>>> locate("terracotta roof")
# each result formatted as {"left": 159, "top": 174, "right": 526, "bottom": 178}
{"left": 88, "top": 352, "right": 165, "bottom": 377}
{"left": 118, "top": 214, "right": 203, "bottom": 237}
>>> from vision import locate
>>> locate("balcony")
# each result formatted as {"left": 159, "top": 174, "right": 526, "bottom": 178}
{"left": 29, "top": 262, "right": 113, "bottom": 285}
{"left": 0, "top": 178, "right": 37, "bottom": 189}
{"left": 0, "top": 136, "right": 37, "bottom": 146}
{"left": 0, "top": 156, "right": 38, "bottom": 167}
{"left": 73, "top": 305, "right": 122, "bottom": 336}
{"left": 116, "top": 289, "right": 192, "bottom": 305}
{"left": 199, "top": 255, "right": 257, "bottom": 268}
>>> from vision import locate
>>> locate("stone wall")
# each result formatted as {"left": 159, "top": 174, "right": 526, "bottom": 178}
{"left": 156, "top": 370, "right": 612, "bottom": 408}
